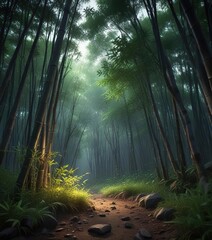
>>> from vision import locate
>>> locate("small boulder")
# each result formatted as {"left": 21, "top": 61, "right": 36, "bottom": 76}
{"left": 70, "top": 216, "right": 80, "bottom": 223}
{"left": 124, "top": 222, "right": 134, "bottom": 229}
{"left": 121, "top": 216, "right": 131, "bottom": 221}
{"left": 134, "top": 228, "right": 152, "bottom": 239}
{"left": 88, "top": 224, "right": 111, "bottom": 235}
{"left": 139, "top": 193, "right": 163, "bottom": 209}
{"left": 154, "top": 207, "right": 175, "bottom": 221}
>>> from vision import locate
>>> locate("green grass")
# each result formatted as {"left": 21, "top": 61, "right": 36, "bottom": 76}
{"left": 21, "top": 187, "right": 90, "bottom": 212}
{"left": 100, "top": 180, "right": 164, "bottom": 196}
{"left": 160, "top": 188, "right": 212, "bottom": 240}
{"left": 99, "top": 174, "right": 168, "bottom": 198}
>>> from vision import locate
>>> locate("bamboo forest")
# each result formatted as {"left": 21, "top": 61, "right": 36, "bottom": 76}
{"left": 0, "top": 0, "right": 212, "bottom": 239}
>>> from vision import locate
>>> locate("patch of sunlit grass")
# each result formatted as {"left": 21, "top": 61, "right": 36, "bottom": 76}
{"left": 100, "top": 179, "right": 167, "bottom": 197}
{"left": 22, "top": 187, "right": 90, "bottom": 212}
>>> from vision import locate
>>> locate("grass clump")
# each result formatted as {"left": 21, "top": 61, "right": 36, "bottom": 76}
{"left": 162, "top": 188, "right": 212, "bottom": 240}
{"left": 100, "top": 175, "right": 167, "bottom": 198}
{"left": 0, "top": 199, "right": 55, "bottom": 234}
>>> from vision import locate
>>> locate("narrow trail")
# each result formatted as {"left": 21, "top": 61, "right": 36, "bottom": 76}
{"left": 30, "top": 194, "right": 177, "bottom": 240}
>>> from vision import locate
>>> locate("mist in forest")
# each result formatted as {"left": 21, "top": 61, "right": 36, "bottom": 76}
{"left": 0, "top": 1, "right": 212, "bottom": 239}
{"left": 0, "top": 0, "right": 211, "bottom": 195}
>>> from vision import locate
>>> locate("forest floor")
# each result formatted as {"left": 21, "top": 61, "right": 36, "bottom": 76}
{"left": 29, "top": 194, "right": 178, "bottom": 240}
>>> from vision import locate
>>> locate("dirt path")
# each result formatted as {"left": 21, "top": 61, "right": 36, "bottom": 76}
{"left": 30, "top": 194, "right": 177, "bottom": 240}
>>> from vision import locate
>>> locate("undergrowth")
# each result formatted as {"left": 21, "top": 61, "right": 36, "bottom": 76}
{"left": 161, "top": 188, "right": 212, "bottom": 240}
{"left": 98, "top": 175, "right": 212, "bottom": 240}
{"left": 0, "top": 165, "right": 90, "bottom": 232}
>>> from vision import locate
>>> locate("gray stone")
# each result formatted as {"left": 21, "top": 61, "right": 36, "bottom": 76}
{"left": 82, "top": 219, "right": 88, "bottom": 224}
{"left": 139, "top": 228, "right": 152, "bottom": 238}
{"left": 88, "top": 223, "right": 111, "bottom": 235}
{"left": 121, "top": 216, "right": 131, "bottom": 221}
{"left": 139, "top": 193, "right": 163, "bottom": 209}
{"left": 70, "top": 216, "right": 80, "bottom": 223}
{"left": 154, "top": 207, "right": 175, "bottom": 221}
{"left": 134, "top": 232, "right": 142, "bottom": 240}
{"left": 134, "top": 228, "right": 152, "bottom": 239}
{"left": 124, "top": 221, "right": 134, "bottom": 229}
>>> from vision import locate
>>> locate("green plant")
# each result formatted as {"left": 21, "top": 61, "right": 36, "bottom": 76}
{"left": 0, "top": 199, "right": 56, "bottom": 233}
{"left": 52, "top": 165, "right": 88, "bottom": 189}
{"left": 167, "top": 188, "right": 212, "bottom": 240}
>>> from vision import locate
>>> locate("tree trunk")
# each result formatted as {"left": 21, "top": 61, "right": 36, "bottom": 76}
{"left": 14, "top": 0, "right": 73, "bottom": 195}
{"left": 168, "top": 0, "right": 212, "bottom": 117}
{"left": 144, "top": 0, "right": 208, "bottom": 186}
{"left": 180, "top": 0, "right": 212, "bottom": 93}
{"left": 0, "top": 0, "right": 41, "bottom": 105}
{"left": 0, "top": 0, "right": 47, "bottom": 165}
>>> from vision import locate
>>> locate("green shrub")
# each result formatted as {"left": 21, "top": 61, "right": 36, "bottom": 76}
{"left": 167, "top": 188, "right": 212, "bottom": 240}
{"left": 0, "top": 199, "right": 55, "bottom": 233}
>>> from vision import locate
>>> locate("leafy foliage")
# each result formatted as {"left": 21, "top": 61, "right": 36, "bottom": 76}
{"left": 0, "top": 199, "right": 55, "bottom": 233}
{"left": 167, "top": 188, "right": 212, "bottom": 240}
{"left": 52, "top": 165, "right": 88, "bottom": 189}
